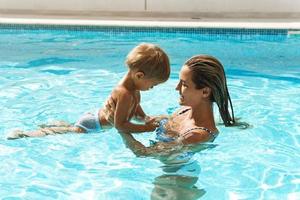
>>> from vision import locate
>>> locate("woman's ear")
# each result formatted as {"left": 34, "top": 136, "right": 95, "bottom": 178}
{"left": 202, "top": 87, "right": 212, "bottom": 98}
{"left": 135, "top": 71, "right": 145, "bottom": 79}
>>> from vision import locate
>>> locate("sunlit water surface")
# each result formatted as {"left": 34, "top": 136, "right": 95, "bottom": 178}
{"left": 0, "top": 27, "right": 300, "bottom": 199}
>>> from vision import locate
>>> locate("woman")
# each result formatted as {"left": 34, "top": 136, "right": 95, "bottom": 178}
{"left": 108, "top": 54, "right": 238, "bottom": 156}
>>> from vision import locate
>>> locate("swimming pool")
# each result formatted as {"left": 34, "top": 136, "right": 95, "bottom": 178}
{"left": 0, "top": 25, "right": 300, "bottom": 199}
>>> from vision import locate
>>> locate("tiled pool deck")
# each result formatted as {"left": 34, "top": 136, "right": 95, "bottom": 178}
{"left": 1, "top": 13, "right": 300, "bottom": 34}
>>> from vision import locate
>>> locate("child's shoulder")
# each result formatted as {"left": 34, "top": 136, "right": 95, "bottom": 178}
{"left": 111, "top": 85, "right": 135, "bottom": 100}
{"left": 113, "top": 85, "right": 131, "bottom": 94}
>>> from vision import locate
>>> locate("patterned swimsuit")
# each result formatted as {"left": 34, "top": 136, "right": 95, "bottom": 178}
{"left": 151, "top": 108, "right": 218, "bottom": 144}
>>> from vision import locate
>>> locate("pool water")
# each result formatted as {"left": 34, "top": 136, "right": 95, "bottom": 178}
{"left": 0, "top": 27, "right": 300, "bottom": 199}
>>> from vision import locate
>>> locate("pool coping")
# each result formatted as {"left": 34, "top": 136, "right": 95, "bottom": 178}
{"left": 1, "top": 17, "right": 300, "bottom": 31}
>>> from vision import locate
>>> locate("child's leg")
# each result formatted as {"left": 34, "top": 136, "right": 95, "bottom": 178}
{"left": 38, "top": 120, "right": 72, "bottom": 128}
{"left": 7, "top": 111, "right": 100, "bottom": 140}
{"left": 7, "top": 126, "right": 85, "bottom": 140}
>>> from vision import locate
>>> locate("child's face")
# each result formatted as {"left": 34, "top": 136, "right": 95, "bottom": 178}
{"left": 137, "top": 78, "right": 163, "bottom": 91}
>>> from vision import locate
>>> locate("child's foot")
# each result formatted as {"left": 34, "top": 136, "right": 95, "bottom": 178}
{"left": 7, "top": 130, "right": 29, "bottom": 140}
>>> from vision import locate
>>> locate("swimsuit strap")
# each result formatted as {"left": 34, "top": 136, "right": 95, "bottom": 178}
{"left": 177, "top": 108, "right": 218, "bottom": 140}
{"left": 182, "top": 127, "right": 218, "bottom": 140}
{"left": 177, "top": 107, "right": 191, "bottom": 116}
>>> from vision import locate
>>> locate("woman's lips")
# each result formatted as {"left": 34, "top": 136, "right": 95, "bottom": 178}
{"left": 179, "top": 95, "right": 184, "bottom": 102}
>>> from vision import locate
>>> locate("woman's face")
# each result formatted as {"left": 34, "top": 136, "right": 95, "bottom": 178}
{"left": 176, "top": 65, "right": 205, "bottom": 107}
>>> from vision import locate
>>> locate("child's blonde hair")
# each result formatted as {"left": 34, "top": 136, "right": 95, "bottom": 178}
{"left": 126, "top": 43, "right": 170, "bottom": 82}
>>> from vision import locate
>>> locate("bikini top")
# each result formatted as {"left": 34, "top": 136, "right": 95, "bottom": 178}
{"left": 154, "top": 108, "right": 218, "bottom": 143}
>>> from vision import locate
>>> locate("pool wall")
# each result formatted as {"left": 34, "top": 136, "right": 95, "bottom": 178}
{"left": 1, "top": 0, "right": 300, "bottom": 19}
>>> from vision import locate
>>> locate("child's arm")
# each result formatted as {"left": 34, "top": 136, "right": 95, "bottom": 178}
{"left": 133, "top": 92, "right": 147, "bottom": 121}
{"left": 135, "top": 105, "right": 170, "bottom": 125}
{"left": 134, "top": 104, "right": 147, "bottom": 121}
{"left": 114, "top": 91, "right": 158, "bottom": 133}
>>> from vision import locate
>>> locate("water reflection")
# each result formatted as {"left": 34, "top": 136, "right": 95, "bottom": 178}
{"left": 151, "top": 143, "right": 217, "bottom": 200}
{"left": 151, "top": 161, "right": 205, "bottom": 200}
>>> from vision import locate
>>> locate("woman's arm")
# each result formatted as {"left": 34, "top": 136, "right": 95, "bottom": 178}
{"left": 120, "top": 132, "right": 184, "bottom": 157}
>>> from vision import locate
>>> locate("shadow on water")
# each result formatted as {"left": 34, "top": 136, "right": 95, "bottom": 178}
{"left": 151, "top": 143, "right": 217, "bottom": 200}
{"left": 227, "top": 68, "right": 300, "bottom": 84}
{"left": 6, "top": 57, "right": 83, "bottom": 69}
{"left": 39, "top": 69, "right": 74, "bottom": 75}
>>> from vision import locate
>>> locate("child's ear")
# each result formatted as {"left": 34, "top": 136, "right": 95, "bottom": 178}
{"left": 135, "top": 71, "right": 145, "bottom": 79}
{"left": 202, "top": 87, "right": 212, "bottom": 98}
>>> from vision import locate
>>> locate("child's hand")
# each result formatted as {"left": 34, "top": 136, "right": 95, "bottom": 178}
{"left": 145, "top": 118, "right": 159, "bottom": 132}
{"left": 145, "top": 123, "right": 158, "bottom": 132}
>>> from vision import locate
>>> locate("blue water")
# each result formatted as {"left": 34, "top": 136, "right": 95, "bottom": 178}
{"left": 0, "top": 27, "right": 300, "bottom": 199}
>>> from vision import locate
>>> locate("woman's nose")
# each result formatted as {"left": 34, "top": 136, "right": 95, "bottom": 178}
{"left": 175, "top": 82, "right": 180, "bottom": 91}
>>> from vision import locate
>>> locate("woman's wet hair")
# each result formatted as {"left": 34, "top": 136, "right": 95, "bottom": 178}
{"left": 184, "top": 55, "right": 236, "bottom": 127}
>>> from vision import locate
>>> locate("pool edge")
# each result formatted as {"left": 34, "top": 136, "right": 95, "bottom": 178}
{"left": 1, "top": 17, "right": 300, "bottom": 30}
